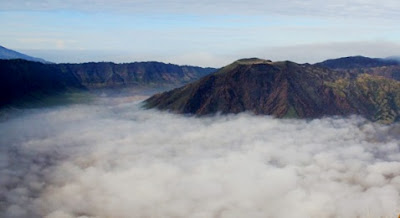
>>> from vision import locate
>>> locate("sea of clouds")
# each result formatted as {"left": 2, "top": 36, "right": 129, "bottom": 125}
{"left": 1, "top": 92, "right": 400, "bottom": 218}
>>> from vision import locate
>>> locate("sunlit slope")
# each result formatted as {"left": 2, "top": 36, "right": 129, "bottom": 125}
{"left": 146, "top": 58, "right": 400, "bottom": 123}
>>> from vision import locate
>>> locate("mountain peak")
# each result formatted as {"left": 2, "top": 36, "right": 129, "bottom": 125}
{"left": 145, "top": 58, "right": 400, "bottom": 123}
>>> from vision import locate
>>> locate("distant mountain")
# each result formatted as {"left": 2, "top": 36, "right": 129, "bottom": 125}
{"left": 0, "top": 59, "right": 83, "bottom": 107}
{"left": 145, "top": 58, "right": 400, "bottom": 123}
{"left": 0, "top": 59, "right": 216, "bottom": 108}
{"left": 59, "top": 62, "right": 215, "bottom": 88}
{"left": 386, "top": 56, "right": 400, "bottom": 63}
{"left": 317, "top": 56, "right": 400, "bottom": 81}
{"left": 0, "top": 45, "right": 50, "bottom": 63}
{"left": 316, "top": 56, "right": 399, "bottom": 69}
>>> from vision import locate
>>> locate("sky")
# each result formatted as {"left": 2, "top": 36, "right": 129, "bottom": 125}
{"left": 1, "top": 0, "right": 400, "bottom": 67}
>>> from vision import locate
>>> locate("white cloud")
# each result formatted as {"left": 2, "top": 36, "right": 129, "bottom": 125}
{"left": 16, "top": 38, "right": 75, "bottom": 50}
{"left": 1, "top": 91, "right": 400, "bottom": 217}
{"left": 1, "top": 0, "right": 400, "bottom": 19}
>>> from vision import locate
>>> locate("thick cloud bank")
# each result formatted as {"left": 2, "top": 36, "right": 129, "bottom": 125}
{"left": 1, "top": 93, "right": 400, "bottom": 218}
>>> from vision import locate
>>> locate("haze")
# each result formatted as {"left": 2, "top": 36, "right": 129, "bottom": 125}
{"left": 1, "top": 91, "right": 400, "bottom": 218}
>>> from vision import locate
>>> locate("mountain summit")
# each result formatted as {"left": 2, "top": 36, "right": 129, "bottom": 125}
{"left": 145, "top": 58, "right": 400, "bottom": 123}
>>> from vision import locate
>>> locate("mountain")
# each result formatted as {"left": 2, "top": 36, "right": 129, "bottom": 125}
{"left": 0, "top": 59, "right": 216, "bottom": 108}
{"left": 0, "top": 45, "right": 50, "bottom": 63}
{"left": 316, "top": 56, "right": 400, "bottom": 81}
{"left": 0, "top": 59, "right": 83, "bottom": 107}
{"left": 145, "top": 58, "right": 400, "bottom": 123}
{"left": 316, "top": 56, "right": 399, "bottom": 69}
{"left": 386, "top": 56, "right": 400, "bottom": 63}
{"left": 59, "top": 62, "right": 215, "bottom": 88}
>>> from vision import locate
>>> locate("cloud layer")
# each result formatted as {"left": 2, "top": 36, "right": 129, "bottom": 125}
{"left": 1, "top": 92, "right": 400, "bottom": 218}
{"left": 2, "top": 0, "right": 400, "bottom": 19}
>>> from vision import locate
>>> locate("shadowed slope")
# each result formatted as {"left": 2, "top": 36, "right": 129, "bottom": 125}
{"left": 0, "top": 59, "right": 216, "bottom": 108}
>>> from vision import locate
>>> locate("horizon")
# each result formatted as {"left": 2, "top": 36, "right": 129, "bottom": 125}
{"left": 2, "top": 45, "right": 399, "bottom": 68}
{"left": 1, "top": 1, "right": 400, "bottom": 67}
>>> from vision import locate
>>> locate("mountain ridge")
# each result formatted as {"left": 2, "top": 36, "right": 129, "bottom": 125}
{"left": 145, "top": 58, "right": 400, "bottom": 123}
{"left": 0, "top": 59, "right": 216, "bottom": 108}
{"left": 317, "top": 55, "right": 400, "bottom": 81}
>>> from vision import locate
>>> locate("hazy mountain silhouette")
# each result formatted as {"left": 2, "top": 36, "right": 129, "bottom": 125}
{"left": 0, "top": 45, "right": 50, "bottom": 63}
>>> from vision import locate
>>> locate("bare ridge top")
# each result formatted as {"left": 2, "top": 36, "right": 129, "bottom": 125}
{"left": 234, "top": 58, "right": 273, "bottom": 65}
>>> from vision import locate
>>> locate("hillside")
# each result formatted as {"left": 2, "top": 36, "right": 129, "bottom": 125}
{"left": 316, "top": 56, "right": 399, "bottom": 69}
{"left": 0, "top": 59, "right": 83, "bottom": 107}
{"left": 316, "top": 56, "right": 400, "bottom": 81}
{"left": 145, "top": 58, "right": 400, "bottom": 123}
{"left": 59, "top": 62, "right": 215, "bottom": 88}
{"left": 0, "top": 59, "right": 216, "bottom": 108}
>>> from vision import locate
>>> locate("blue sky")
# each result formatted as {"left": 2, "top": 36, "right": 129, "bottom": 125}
{"left": 1, "top": 0, "right": 400, "bottom": 67}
